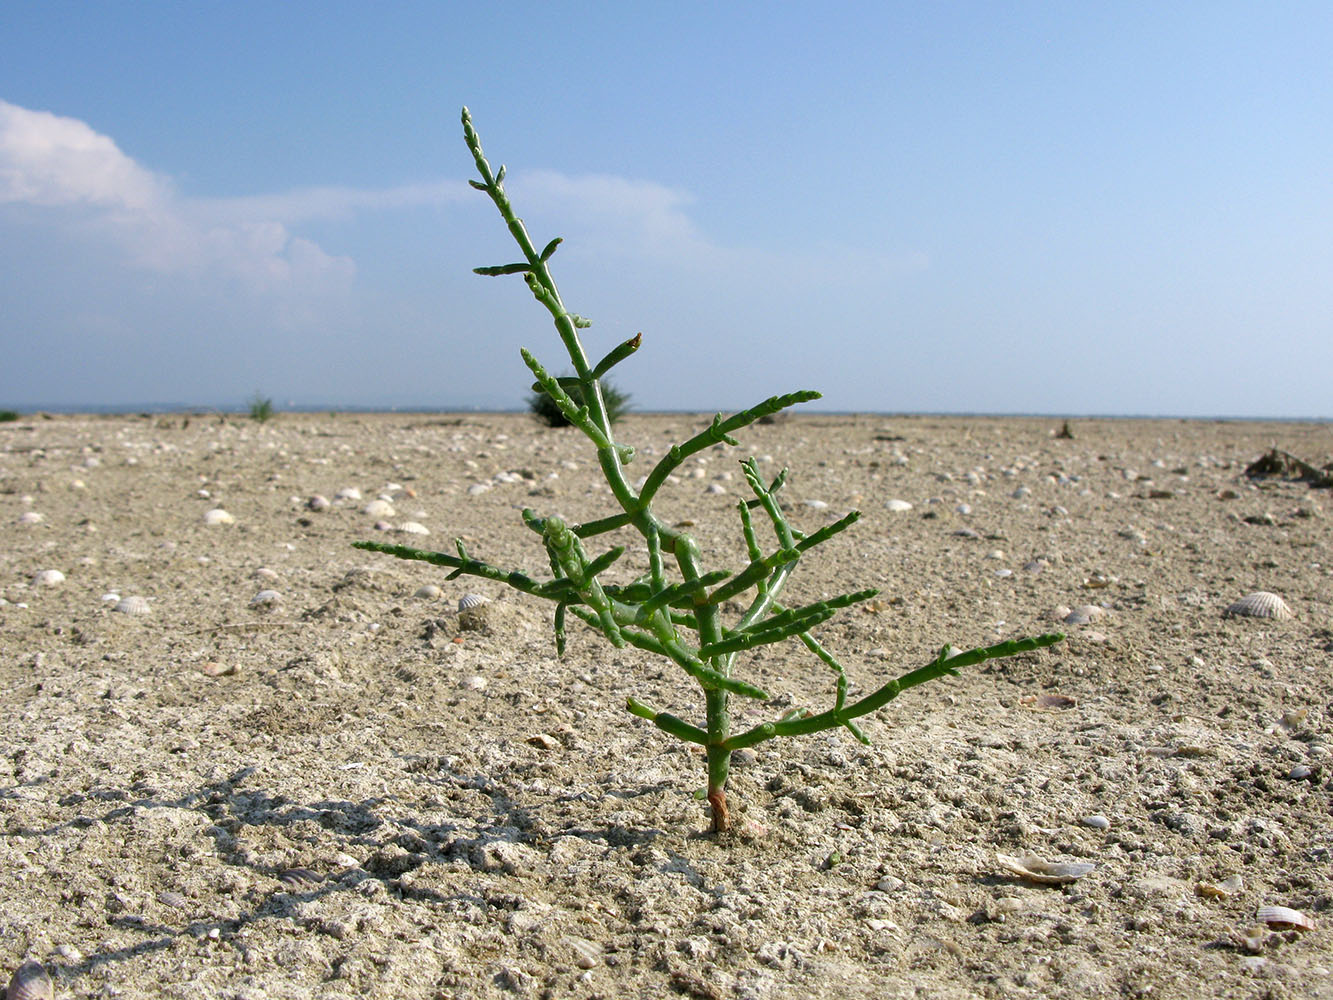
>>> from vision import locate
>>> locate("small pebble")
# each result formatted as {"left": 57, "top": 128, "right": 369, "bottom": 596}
{"left": 31, "top": 569, "right": 65, "bottom": 586}
{"left": 1081, "top": 815, "right": 1111, "bottom": 830}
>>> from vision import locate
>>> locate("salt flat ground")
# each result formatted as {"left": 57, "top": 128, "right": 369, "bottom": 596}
{"left": 1, "top": 411, "right": 1329, "bottom": 999}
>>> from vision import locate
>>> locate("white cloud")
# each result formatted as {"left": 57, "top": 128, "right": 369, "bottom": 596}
{"left": 0, "top": 98, "right": 354, "bottom": 290}
{"left": 0, "top": 99, "right": 168, "bottom": 212}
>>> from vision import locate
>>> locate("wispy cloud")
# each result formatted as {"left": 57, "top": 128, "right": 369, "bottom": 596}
{"left": 512, "top": 168, "right": 927, "bottom": 285}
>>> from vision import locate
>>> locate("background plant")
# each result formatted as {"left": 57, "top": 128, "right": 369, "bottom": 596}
{"left": 527, "top": 377, "right": 630, "bottom": 427}
{"left": 248, "top": 393, "right": 275, "bottom": 423}
{"left": 356, "top": 109, "right": 1063, "bottom": 832}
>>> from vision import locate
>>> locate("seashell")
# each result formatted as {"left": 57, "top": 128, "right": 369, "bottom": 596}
{"left": 101, "top": 592, "right": 120, "bottom": 603}
{"left": 1063, "top": 605, "right": 1106, "bottom": 625}
{"left": 335, "top": 487, "right": 362, "bottom": 501}
{"left": 203, "top": 508, "right": 235, "bottom": 526}
{"left": 1196, "top": 874, "right": 1243, "bottom": 898}
{"left": 363, "top": 498, "right": 395, "bottom": 517}
{"left": 1081, "top": 815, "right": 1111, "bottom": 830}
{"left": 885, "top": 499, "right": 913, "bottom": 512}
{"left": 253, "top": 567, "right": 280, "bottom": 582}
{"left": 458, "top": 593, "right": 490, "bottom": 612}
{"left": 414, "top": 584, "right": 442, "bottom": 600}
{"left": 1257, "top": 905, "right": 1315, "bottom": 930}
{"left": 158, "top": 889, "right": 190, "bottom": 909}
{"left": 6, "top": 960, "right": 54, "bottom": 1000}
{"left": 17, "top": 511, "right": 43, "bottom": 524}
{"left": 113, "top": 595, "right": 151, "bottom": 615}
{"left": 249, "top": 589, "right": 282, "bottom": 609}
{"left": 1224, "top": 592, "right": 1294, "bottom": 620}
{"left": 306, "top": 494, "right": 331, "bottom": 511}
{"left": 397, "top": 521, "right": 430, "bottom": 535}
{"left": 803, "top": 499, "right": 828, "bottom": 509}
{"left": 277, "top": 867, "right": 323, "bottom": 888}
{"left": 31, "top": 569, "right": 65, "bottom": 586}
{"left": 997, "top": 853, "right": 1095, "bottom": 885}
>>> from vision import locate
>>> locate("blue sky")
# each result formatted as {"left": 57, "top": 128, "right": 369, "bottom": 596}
{"left": 1, "top": 2, "right": 1330, "bottom": 417}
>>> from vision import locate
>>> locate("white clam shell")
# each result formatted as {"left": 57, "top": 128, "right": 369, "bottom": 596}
{"left": 397, "top": 521, "right": 430, "bottom": 535}
{"left": 997, "top": 853, "right": 1095, "bottom": 885}
{"left": 885, "top": 499, "right": 913, "bottom": 512}
{"left": 458, "top": 593, "right": 490, "bottom": 612}
{"left": 414, "top": 584, "right": 442, "bottom": 600}
{"left": 1063, "top": 604, "right": 1107, "bottom": 625}
{"left": 17, "top": 511, "right": 43, "bottom": 524}
{"left": 363, "top": 499, "right": 395, "bottom": 517}
{"left": 31, "top": 569, "right": 65, "bottom": 586}
{"left": 1257, "top": 905, "right": 1315, "bottom": 930}
{"left": 249, "top": 589, "right": 282, "bottom": 608}
{"left": 203, "top": 508, "right": 235, "bottom": 526}
{"left": 113, "top": 595, "right": 151, "bottom": 615}
{"left": 6, "top": 960, "right": 54, "bottom": 1000}
{"left": 335, "top": 487, "right": 362, "bottom": 501}
{"left": 1224, "top": 592, "right": 1294, "bottom": 620}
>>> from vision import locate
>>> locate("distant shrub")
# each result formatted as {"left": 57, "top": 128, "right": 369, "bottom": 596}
{"left": 0, "top": 410, "right": 20, "bottom": 423}
{"left": 248, "top": 394, "right": 276, "bottom": 423}
{"left": 528, "top": 379, "right": 630, "bottom": 427}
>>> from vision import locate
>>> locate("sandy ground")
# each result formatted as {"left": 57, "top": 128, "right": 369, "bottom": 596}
{"left": 1, "top": 410, "right": 1330, "bottom": 999}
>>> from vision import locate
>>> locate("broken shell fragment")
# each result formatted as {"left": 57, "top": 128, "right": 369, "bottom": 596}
{"left": 997, "top": 853, "right": 1095, "bottom": 885}
{"left": 6, "top": 961, "right": 54, "bottom": 1000}
{"left": 1257, "top": 905, "right": 1315, "bottom": 930}
{"left": 1224, "top": 592, "right": 1294, "bottom": 620}
{"left": 277, "top": 867, "right": 324, "bottom": 888}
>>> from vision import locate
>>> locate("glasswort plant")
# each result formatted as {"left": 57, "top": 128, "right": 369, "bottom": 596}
{"left": 355, "top": 109, "right": 1063, "bottom": 832}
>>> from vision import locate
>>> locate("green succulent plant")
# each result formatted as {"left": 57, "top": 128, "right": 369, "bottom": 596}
{"left": 355, "top": 109, "right": 1062, "bottom": 831}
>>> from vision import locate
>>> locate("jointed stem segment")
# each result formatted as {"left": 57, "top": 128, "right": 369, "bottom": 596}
{"left": 360, "top": 109, "right": 1064, "bottom": 833}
